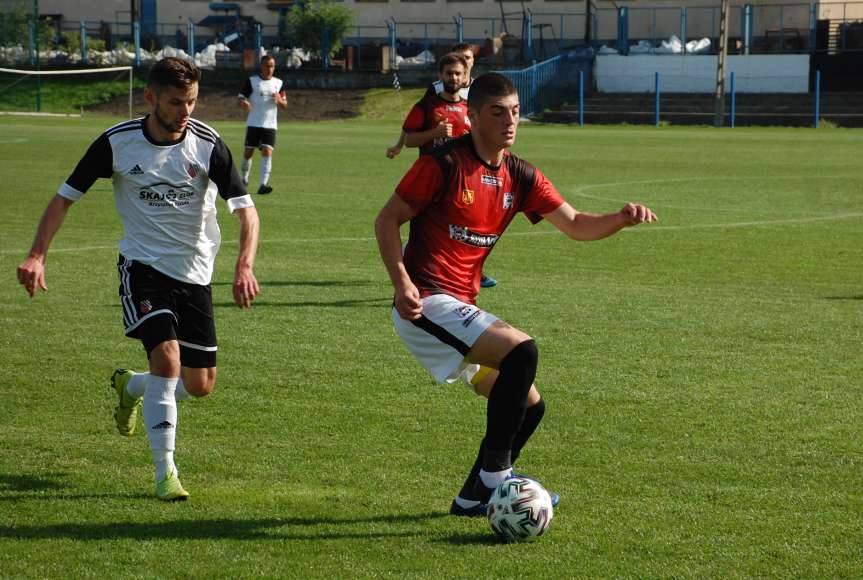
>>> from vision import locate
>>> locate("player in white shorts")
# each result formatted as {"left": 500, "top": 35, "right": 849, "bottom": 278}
{"left": 375, "top": 73, "right": 657, "bottom": 517}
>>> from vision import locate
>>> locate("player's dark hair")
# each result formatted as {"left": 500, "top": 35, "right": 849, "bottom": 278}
{"left": 450, "top": 43, "right": 474, "bottom": 56}
{"left": 147, "top": 57, "right": 200, "bottom": 92}
{"left": 438, "top": 52, "right": 468, "bottom": 74}
{"left": 261, "top": 54, "right": 275, "bottom": 64}
{"left": 468, "top": 73, "right": 518, "bottom": 112}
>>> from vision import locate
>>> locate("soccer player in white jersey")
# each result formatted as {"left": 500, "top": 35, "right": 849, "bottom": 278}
{"left": 238, "top": 54, "right": 288, "bottom": 195}
{"left": 16, "top": 57, "right": 261, "bottom": 501}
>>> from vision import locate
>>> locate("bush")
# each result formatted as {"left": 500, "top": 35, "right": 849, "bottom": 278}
{"left": 286, "top": 0, "right": 353, "bottom": 58}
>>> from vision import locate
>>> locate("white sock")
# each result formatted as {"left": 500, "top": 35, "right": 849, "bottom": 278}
{"left": 126, "top": 372, "right": 148, "bottom": 399}
{"left": 127, "top": 372, "right": 191, "bottom": 402}
{"left": 260, "top": 155, "right": 272, "bottom": 185}
{"left": 241, "top": 158, "right": 252, "bottom": 183}
{"left": 479, "top": 468, "right": 513, "bottom": 490}
{"left": 143, "top": 375, "right": 178, "bottom": 483}
{"left": 455, "top": 496, "right": 482, "bottom": 508}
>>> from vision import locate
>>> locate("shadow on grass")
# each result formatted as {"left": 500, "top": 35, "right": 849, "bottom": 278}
{"left": 212, "top": 280, "right": 372, "bottom": 288}
{"left": 823, "top": 294, "right": 863, "bottom": 301}
{"left": 439, "top": 531, "right": 501, "bottom": 546}
{"left": 0, "top": 512, "right": 450, "bottom": 541}
{"left": 212, "top": 297, "right": 391, "bottom": 309}
{"left": 0, "top": 473, "right": 67, "bottom": 492}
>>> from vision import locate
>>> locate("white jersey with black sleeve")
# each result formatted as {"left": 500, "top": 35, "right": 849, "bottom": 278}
{"left": 239, "top": 75, "right": 284, "bottom": 130}
{"left": 57, "top": 116, "right": 254, "bottom": 286}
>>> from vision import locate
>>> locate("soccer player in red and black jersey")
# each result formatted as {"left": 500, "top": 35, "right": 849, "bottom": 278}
{"left": 399, "top": 52, "right": 470, "bottom": 156}
{"left": 375, "top": 73, "right": 658, "bottom": 517}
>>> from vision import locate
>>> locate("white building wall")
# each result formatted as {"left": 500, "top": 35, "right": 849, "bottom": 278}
{"left": 596, "top": 54, "right": 810, "bottom": 93}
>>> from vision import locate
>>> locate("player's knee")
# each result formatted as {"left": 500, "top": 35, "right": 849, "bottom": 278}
{"left": 148, "top": 341, "right": 181, "bottom": 377}
{"left": 184, "top": 368, "right": 216, "bottom": 398}
{"left": 505, "top": 339, "right": 538, "bottom": 374}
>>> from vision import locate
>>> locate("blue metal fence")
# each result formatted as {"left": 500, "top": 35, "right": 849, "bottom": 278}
{"left": 495, "top": 53, "right": 592, "bottom": 117}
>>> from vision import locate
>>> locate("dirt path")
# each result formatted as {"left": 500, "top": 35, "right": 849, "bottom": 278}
{"left": 89, "top": 88, "right": 367, "bottom": 122}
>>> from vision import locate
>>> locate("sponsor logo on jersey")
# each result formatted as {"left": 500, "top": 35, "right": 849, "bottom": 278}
{"left": 481, "top": 175, "right": 501, "bottom": 187}
{"left": 449, "top": 224, "right": 499, "bottom": 248}
{"left": 129, "top": 164, "right": 144, "bottom": 175}
{"left": 453, "top": 304, "right": 482, "bottom": 327}
{"left": 461, "top": 189, "right": 474, "bottom": 205}
{"left": 445, "top": 105, "right": 462, "bottom": 112}
{"left": 139, "top": 299, "right": 153, "bottom": 314}
{"left": 503, "top": 191, "right": 514, "bottom": 209}
{"left": 138, "top": 182, "right": 196, "bottom": 207}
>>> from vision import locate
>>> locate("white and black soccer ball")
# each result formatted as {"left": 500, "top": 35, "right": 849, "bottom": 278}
{"left": 487, "top": 476, "right": 554, "bottom": 542}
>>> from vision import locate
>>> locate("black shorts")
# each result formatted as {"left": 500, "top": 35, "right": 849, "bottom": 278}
{"left": 244, "top": 126, "right": 277, "bottom": 150}
{"left": 117, "top": 256, "right": 217, "bottom": 368}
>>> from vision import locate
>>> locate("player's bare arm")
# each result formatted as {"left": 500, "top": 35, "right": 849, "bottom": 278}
{"left": 374, "top": 193, "right": 422, "bottom": 320}
{"left": 238, "top": 97, "right": 251, "bottom": 112}
{"left": 16, "top": 194, "right": 74, "bottom": 297}
{"left": 274, "top": 91, "right": 288, "bottom": 110}
{"left": 232, "top": 206, "right": 261, "bottom": 309}
{"left": 543, "top": 201, "right": 658, "bottom": 241}
{"left": 386, "top": 131, "right": 407, "bottom": 159}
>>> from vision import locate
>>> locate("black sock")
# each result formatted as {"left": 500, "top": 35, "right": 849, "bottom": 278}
{"left": 511, "top": 398, "right": 545, "bottom": 465}
{"left": 458, "top": 398, "right": 546, "bottom": 502}
{"left": 482, "top": 340, "right": 538, "bottom": 472}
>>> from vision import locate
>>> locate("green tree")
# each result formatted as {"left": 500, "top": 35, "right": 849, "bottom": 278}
{"left": 286, "top": 0, "right": 353, "bottom": 58}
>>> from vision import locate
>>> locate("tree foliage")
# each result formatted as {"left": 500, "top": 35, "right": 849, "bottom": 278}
{"left": 286, "top": 0, "right": 354, "bottom": 58}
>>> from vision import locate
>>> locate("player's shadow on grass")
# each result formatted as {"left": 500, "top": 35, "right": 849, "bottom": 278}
{"left": 212, "top": 297, "right": 391, "bottom": 309}
{"left": 0, "top": 512, "right": 450, "bottom": 542}
{"left": 824, "top": 294, "right": 863, "bottom": 300}
{"left": 0, "top": 473, "right": 67, "bottom": 493}
{"left": 212, "top": 280, "right": 373, "bottom": 288}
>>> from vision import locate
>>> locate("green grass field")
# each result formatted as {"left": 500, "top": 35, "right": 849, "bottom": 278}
{"left": 1, "top": 111, "right": 861, "bottom": 577}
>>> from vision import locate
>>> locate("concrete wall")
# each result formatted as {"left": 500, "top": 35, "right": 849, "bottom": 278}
{"left": 596, "top": 54, "right": 810, "bottom": 93}
{"left": 9, "top": 0, "right": 856, "bottom": 42}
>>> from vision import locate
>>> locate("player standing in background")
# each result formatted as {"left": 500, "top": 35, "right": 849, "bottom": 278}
{"left": 386, "top": 43, "right": 475, "bottom": 160}
{"left": 400, "top": 52, "right": 470, "bottom": 156}
{"left": 386, "top": 45, "right": 498, "bottom": 289}
{"left": 375, "top": 73, "right": 657, "bottom": 516}
{"left": 239, "top": 54, "right": 288, "bottom": 195}
{"left": 16, "top": 57, "right": 260, "bottom": 501}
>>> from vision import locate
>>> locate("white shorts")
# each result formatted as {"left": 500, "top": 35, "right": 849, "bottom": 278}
{"left": 392, "top": 293, "right": 499, "bottom": 384}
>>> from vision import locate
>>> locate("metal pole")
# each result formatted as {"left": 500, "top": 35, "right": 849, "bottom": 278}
{"left": 134, "top": 21, "right": 141, "bottom": 67}
{"left": 81, "top": 21, "right": 88, "bottom": 65}
{"left": 128, "top": 67, "right": 133, "bottom": 119}
{"left": 188, "top": 19, "right": 195, "bottom": 57}
{"left": 34, "top": 0, "right": 41, "bottom": 112}
{"left": 814, "top": 69, "right": 821, "bottom": 128}
{"left": 809, "top": 3, "right": 816, "bottom": 52}
{"left": 655, "top": 71, "right": 660, "bottom": 127}
{"left": 713, "top": 0, "right": 730, "bottom": 127}
{"left": 730, "top": 71, "right": 736, "bottom": 128}
{"left": 579, "top": 69, "right": 584, "bottom": 126}
{"left": 681, "top": 7, "right": 687, "bottom": 52}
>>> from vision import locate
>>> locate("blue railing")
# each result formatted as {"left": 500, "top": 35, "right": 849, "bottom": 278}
{"left": 495, "top": 53, "right": 592, "bottom": 117}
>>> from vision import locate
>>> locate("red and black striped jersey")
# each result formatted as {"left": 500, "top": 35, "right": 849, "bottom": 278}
{"left": 402, "top": 92, "right": 471, "bottom": 155}
{"left": 395, "top": 135, "right": 565, "bottom": 304}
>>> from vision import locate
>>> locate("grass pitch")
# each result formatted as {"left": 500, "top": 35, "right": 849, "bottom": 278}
{"left": 0, "top": 112, "right": 861, "bottom": 578}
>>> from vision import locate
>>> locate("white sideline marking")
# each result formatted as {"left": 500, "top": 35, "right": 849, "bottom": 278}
{"left": 2, "top": 212, "right": 861, "bottom": 258}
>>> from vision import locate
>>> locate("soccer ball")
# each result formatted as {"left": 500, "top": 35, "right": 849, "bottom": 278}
{"left": 487, "top": 476, "right": 554, "bottom": 542}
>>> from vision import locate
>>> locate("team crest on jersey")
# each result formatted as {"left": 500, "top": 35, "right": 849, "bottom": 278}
{"left": 187, "top": 163, "right": 200, "bottom": 178}
{"left": 139, "top": 300, "right": 153, "bottom": 314}
{"left": 461, "top": 189, "right": 474, "bottom": 205}
{"left": 481, "top": 175, "right": 501, "bottom": 187}
{"left": 503, "top": 191, "right": 514, "bottom": 209}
